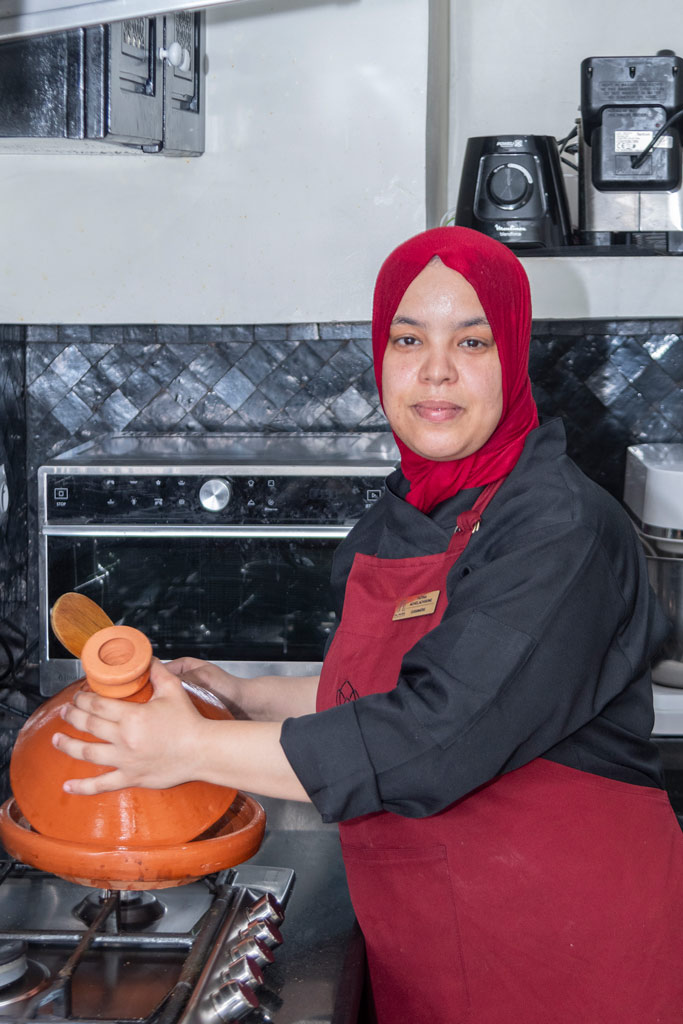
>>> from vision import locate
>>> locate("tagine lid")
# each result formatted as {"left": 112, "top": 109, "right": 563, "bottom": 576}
{"left": 6, "top": 625, "right": 239, "bottom": 852}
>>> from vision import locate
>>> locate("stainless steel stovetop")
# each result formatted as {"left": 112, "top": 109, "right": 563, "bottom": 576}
{"left": 0, "top": 860, "right": 293, "bottom": 1024}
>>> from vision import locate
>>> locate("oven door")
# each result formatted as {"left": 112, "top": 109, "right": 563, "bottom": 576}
{"left": 39, "top": 527, "right": 346, "bottom": 695}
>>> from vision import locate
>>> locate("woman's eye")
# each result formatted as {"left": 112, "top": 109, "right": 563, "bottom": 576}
{"left": 459, "top": 337, "right": 489, "bottom": 350}
{"left": 392, "top": 334, "right": 421, "bottom": 347}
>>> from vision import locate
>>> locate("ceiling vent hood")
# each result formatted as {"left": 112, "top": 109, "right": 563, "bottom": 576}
{"left": 0, "top": 0, "right": 245, "bottom": 41}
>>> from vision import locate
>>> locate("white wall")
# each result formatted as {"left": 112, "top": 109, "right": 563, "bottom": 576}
{"left": 8, "top": 0, "right": 679, "bottom": 326}
{"left": 0, "top": 0, "right": 430, "bottom": 324}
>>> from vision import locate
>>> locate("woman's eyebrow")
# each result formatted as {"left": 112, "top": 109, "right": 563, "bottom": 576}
{"left": 390, "top": 315, "right": 491, "bottom": 329}
{"left": 459, "top": 316, "right": 491, "bottom": 328}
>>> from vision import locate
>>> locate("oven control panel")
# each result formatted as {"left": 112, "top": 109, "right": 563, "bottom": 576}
{"left": 41, "top": 472, "right": 390, "bottom": 525}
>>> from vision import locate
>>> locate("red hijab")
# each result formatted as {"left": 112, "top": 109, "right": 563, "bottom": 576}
{"left": 372, "top": 226, "right": 538, "bottom": 512}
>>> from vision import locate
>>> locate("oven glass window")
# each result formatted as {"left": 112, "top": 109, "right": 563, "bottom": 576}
{"left": 47, "top": 536, "right": 340, "bottom": 662}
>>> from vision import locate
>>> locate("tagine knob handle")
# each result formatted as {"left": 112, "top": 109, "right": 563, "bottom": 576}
{"left": 80, "top": 625, "right": 153, "bottom": 700}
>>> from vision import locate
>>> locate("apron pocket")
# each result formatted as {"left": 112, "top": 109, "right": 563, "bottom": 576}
{"left": 341, "top": 841, "right": 470, "bottom": 1023}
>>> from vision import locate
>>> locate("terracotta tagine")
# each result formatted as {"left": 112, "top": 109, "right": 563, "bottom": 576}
{"left": 0, "top": 623, "right": 265, "bottom": 889}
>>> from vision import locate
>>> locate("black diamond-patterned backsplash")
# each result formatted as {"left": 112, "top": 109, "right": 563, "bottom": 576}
{"left": 23, "top": 323, "right": 383, "bottom": 483}
{"left": 0, "top": 332, "right": 30, "bottom": 772}
{"left": 531, "top": 320, "right": 683, "bottom": 493}
{"left": 0, "top": 332, "right": 25, "bottom": 621}
{"left": 0, "top": 317, "right": 681, "bottom": 678}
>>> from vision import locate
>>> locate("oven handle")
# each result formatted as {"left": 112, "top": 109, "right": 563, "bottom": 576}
{"left": 42, "top": 525, "right": 352, "bottom": 539}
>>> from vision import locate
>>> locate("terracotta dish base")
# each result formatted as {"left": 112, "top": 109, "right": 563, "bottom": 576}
{"left": 0, "top": 792, "right": 265, "bottom": 890}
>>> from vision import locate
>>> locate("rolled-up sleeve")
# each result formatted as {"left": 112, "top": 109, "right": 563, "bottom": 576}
{"left": 281, "top": 702, "right": 384, "bottom": 821}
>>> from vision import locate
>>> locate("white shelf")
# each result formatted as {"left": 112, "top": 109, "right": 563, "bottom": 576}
{"left": 521, "top": 256, "right": 683, "bottom": 321}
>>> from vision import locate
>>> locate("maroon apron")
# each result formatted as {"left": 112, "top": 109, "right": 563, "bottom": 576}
{"left": 317, "top": 482, "right": 683, "bottom": 1024}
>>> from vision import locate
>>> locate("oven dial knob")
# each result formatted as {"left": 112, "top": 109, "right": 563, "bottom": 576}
{"left": 199, "top": 478, "right": 232, "bottom": 512}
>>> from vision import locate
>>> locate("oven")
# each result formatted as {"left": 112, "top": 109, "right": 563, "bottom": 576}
{"left": 37, "top": 433, "right": 398, "bottom": 696}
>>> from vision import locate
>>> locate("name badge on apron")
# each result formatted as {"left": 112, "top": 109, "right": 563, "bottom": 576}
{"left": 392, "top": 590, "right": 440, "bottom": 621}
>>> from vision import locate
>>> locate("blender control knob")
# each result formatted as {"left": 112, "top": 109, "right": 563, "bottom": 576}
{"left": 205, "top": 980, "right": 259, "bottom": 1022}
{"left": 199, "top": 478, "right": 232, "bottom": 512}
{"left": 486, "top": 163, "right": 533, "bottom": 209}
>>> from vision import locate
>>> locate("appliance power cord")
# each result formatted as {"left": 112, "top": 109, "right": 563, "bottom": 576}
{"left": 631, "top": 108, "right": 683, "bottom": 168}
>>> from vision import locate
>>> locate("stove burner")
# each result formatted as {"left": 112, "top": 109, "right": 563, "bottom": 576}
{"left": 0, "top": 942, "right": 28, "bottom": 990}
{"left": 0, "top": 957, "right": 49, "bottom": 1008}
{"left": 73, "top": 889, "right": 165, "bottom": 931}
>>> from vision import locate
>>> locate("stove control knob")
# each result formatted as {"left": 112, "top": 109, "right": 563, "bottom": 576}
{"left": 238, "top": 918, "right": 283, "bottom": 950}
{"left": 205, "top": 980, "right": 259, "bottom": 1022}
{"left": 199, "top": 478, "right": 232, "bottom": 512}
{"left": 219, "top": 954, "right": 264, "bottom": 989}
{"left": 245, "top": 893, "right": 284, "bottom": 927}
{"left": 228, "top": 935, "right": 274, "bottom": 969}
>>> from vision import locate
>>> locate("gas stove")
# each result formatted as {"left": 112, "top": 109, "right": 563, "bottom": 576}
{"left": 0, "top": 859, "right": 293, "bottom": 1024}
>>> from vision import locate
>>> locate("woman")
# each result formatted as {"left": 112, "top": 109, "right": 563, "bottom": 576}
{"left": 54, "top": 227, "right": 683, "bottom": 1023}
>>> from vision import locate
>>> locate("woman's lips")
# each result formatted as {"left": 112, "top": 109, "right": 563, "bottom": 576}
{"left": 412, "top": 401, "right": 463, "bottom": 422}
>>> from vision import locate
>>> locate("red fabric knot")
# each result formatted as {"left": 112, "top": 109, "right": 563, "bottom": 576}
{"left": 455, "top": 509, "right": 482, "bottom": 535}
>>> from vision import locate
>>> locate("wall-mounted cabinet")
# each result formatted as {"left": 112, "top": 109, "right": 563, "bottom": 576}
{"left": 0, "top": 10, "right": 204, "bottom": 155}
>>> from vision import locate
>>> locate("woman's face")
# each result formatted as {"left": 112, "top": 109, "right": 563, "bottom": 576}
{"left": 381, "top": 260, "right": 503, "bottom": 462}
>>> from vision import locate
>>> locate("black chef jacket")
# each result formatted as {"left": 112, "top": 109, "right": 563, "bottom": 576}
{"left": 280, "top": 419, "right": 671, "bottom": 824}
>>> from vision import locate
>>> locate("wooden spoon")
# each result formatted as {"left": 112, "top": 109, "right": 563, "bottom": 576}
{"left": 50, "top": 593, "right": 114, "bottom": 658}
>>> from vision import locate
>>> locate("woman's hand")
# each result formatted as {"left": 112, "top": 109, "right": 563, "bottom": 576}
{"left": 164, "top": 659, "right": 319, "bottom": 722}
{"left": 163, "top": 658, "right": 248, "bottom": 717}
{"left": 52, "top": 659, "right": 312, "bottom": 804}
{"left": 53, "top": 659, "right": 206, "bottom": 795}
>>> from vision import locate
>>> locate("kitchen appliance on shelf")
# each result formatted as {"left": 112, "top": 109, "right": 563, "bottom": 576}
{"left": 0, "top": 10, "right": 204, "bottom": 155}
{"left": 453, "top": 135, "right": 573, "bottom": 250}
{"left": 37, "top": 432, "right": 398, "bottom": 696}
{"left": 579, "top": 52, "right": 683, "bottom": 252}
{"left": 623, "top": 442, "right": 683, "bottom": 735}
